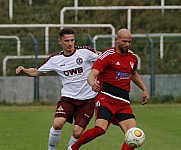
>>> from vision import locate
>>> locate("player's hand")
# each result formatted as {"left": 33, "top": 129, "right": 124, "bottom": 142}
{"left": 91, "top": 80, "right": 100, "bottom": 92}
{"left": 142, "top": 90, "right": 149, "bottom": 105}
{"left": 16, "top": 66, "right": 25, "bottom": 74}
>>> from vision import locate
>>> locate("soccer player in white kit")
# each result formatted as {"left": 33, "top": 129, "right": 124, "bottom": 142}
{"left": 15, "top": 28, "right": 99, "bottom": 150}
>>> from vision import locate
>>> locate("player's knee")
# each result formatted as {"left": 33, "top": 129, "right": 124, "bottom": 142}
{"left": 72, "top": 132, "right": 82, "bottom": 139}
{"left": 72, "top": 126, "right": 84, "bottom": 138}
{"left": 53, "top": 117, "right": 66, "bottom": 130}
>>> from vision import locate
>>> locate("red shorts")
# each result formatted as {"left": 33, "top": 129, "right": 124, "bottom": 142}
{"left": 54, "top": 96, "right": 95, "bottom": 129}
{"left": 95, "top": 93, "right": 135, "bottom": 125}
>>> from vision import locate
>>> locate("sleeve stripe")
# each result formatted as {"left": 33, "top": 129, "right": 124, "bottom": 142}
{"left": 99, "top": 49, "right": 115, "bottom": 60}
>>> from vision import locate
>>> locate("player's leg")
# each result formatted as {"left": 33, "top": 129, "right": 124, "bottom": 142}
{"left": 119, "top": 117, "right": 136, "bottom": 149}
{"left": 48, "top": 98, "right": 75, "bottom": 150}
{"left": 68, "top": 125, "right": 84, "bottom": 146}
{"left": 115, "top": 104, "right": 136, "bottom": 150}
{"left": 68, "top": 98, "right": 95, "bottom": 147}
{"left": 119, "top": 118, "right": 136, "bottom": 150}
{"left": 119, "top": 118, "right": 136, "bottom": 133}
{"left": 69, "top": 120, "right": 107, "bottom": 150}
{"left": 69, "top": 106, "right": 111, "bottom": 150}
{"left": 48, "top": 117, "right": 66, "bottom": 150}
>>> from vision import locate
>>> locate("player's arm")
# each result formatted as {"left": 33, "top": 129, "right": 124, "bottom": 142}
{"left": 132, "top": 71, "right": 149, "bottom": 105}
{"left": 87, "top": 68, "right": 100, "bottom": 92}
{"left": 16, "top": 66, "right": 42, "bottom": 77}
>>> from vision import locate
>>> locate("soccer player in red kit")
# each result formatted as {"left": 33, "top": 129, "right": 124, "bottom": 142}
{"left": 68, "top": 28, "right": 149, "bottom": 150}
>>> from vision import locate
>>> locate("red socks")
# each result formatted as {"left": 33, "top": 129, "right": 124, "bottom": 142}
{"left": 71, "top": 126, "right": 105, "bottom": 150}
{"left": 71, "top": 127, "right": 134, "bottom": 150}
{"left": 121, "top": 141, "right": 134, "bottom": 150}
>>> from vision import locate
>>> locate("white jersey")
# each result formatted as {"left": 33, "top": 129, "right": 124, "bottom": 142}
{"left": 38, "top": 46, "right": 98, "bottom": 100}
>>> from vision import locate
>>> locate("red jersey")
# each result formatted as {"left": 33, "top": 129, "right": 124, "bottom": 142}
{"left": 93, "top": 47, "right": 138, "bottom": 94}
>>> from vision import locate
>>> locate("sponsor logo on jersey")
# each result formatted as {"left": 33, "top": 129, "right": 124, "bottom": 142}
{"left": 63, "top": 67, "right": 83, "bottom": 76}
{"left": 115, "top": 71, "right": 131, "bottom": 80}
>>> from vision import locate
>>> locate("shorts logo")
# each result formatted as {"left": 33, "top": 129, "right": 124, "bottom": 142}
{"left": 96, "top": 101, "right": 100, "bottom": 107}
{"left": 84, "top": 113, "right": 90, "bottom": 118}
{"left": 57, "top": 106, "right": 64, "bottom": 111}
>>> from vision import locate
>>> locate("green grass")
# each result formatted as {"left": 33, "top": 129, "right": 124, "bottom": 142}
{"left": 0, "top": 104, "right": 181, "bottom": 150}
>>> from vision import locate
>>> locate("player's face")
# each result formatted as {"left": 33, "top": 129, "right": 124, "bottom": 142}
{"left": 116, "top": 36, "right": 132, "bottom": 54}
{"left": 59, "top": 34, "right": 75, "bottom": 54}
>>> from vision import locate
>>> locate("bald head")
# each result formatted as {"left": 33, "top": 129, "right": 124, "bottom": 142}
{"left": 117, "top": 28, "right": 132, "bottom": 39}
{"left": 116, "top": 28, "right": 132, "bottom": 54}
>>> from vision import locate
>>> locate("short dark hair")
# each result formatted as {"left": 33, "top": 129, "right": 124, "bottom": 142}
{"left": 59, "top": 27, "right": 74, "bottom": 38}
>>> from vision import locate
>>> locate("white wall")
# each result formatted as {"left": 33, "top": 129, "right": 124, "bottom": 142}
{"left": 0, "top": 75, "right": 181, "bottom": 104}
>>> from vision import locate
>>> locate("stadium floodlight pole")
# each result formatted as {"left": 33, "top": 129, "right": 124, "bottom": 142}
{"left": 29, "top": 33, "right": 39, "bottom": 103}
{"left": 146, "top": 34, "right": 155, "bottom": 97}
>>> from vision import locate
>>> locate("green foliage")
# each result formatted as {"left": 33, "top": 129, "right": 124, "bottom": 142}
{"left": 0, "top": 0, "right": 181, "bottom": 75}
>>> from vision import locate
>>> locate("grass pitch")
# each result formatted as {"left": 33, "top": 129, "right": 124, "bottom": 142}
{"left": 0, "top": 104, "right": 181, "bottom": 150}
